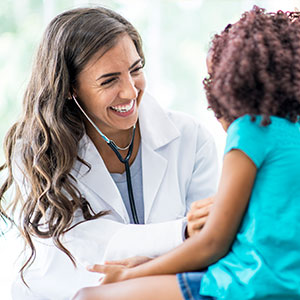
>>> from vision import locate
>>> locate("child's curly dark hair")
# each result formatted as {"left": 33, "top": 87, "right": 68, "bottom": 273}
{"left": 204, "top": 6, "right": 300, "bottom": 126}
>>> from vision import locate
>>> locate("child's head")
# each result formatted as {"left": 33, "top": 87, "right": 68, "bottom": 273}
{"left": 204, "top": 6, "right": 300, "bottom": 126}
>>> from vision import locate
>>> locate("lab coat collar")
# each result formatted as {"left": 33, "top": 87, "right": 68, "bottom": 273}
{"left": 138, "top": 92, "right": 180, "bottom": 149}
{"left": 71, "top": 92, "right": 181, "bottom": 222}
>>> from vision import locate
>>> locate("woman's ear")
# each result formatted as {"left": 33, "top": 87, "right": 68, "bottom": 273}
{"left": 68, "top": 85, "right": 78, "bottom": 100}
{"left": 68, "top": 91, "right": 78, "bottom": 100}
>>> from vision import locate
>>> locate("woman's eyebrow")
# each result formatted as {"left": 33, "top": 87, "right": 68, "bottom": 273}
{"left": 129, "top": 58, "right": 143, "bottom": 70}
{"left": 96, "top": 58, "right": 142, "bottom": 81}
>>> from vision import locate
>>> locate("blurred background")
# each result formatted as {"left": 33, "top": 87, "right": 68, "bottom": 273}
{"left": 0, "top": 0, "right": 299, "bottom": 298}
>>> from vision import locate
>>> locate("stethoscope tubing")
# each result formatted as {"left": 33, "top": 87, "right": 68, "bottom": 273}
{"left": 72, "top": 95, "right": 140, "bottom": 224}
{"left": 108, "top": 137, "right": 140, "bottom": 225}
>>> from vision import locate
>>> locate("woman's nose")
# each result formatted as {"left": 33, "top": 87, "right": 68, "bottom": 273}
{"left": 119, "top": 75, "right": 138, "bottom": 100}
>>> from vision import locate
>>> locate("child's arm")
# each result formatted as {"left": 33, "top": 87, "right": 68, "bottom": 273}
{"left": 89, "top": 149, "right": 257, "bottom": 283}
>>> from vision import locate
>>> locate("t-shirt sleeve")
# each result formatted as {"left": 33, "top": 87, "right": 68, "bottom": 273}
{"left": 224, "top": 115, "right": 269, "bottom": 168}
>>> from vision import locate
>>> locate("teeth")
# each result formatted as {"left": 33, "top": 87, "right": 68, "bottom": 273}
{"left": 111, "top": 100, "right": 134, "bottom": 113}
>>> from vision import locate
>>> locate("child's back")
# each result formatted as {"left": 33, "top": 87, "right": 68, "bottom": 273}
{"left": 201, "top": 115, "right": 300, "bottom": 299}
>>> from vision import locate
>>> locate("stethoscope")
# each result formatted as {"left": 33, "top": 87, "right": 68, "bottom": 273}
{"left": 72, "top": 95, "right": 140, "bottom": 224}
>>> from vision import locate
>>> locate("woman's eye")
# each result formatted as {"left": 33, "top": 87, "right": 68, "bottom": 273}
{"left": 131, "top": 66, "right": 144, "bottom": 74}
{"left": 101, "top": 78, "right": 117, "bottom": 86}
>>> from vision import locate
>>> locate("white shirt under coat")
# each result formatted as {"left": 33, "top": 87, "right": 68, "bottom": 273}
{"left": 12, "top": 93, "right": 219, "bottom": 300}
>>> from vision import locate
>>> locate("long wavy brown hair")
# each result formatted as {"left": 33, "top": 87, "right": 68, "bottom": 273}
{"left": 0, "top": 7, "right": 144, "bottom": 282}
{"left": 204, "top": 6, "right": 300, "bottom": 126}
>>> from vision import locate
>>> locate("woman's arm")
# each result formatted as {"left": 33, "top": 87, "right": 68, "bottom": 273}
{"left": 89, "top": 149, "right": 257, "bottom": 283}
{"left": 65, "top": 216, "right": 187, "bottom": 266}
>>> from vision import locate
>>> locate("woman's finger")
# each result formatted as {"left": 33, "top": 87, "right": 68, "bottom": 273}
{"left": 87, "top": 264, "right": 107, "bottom": 273}
{"left": 187, "top": 205, "right": 212, "bottom": 221}
{"left": 187, "top": 217, "right": 208, "bottom": 237}
{"left": 190, "top": 197, "right": 214, "bottom": 210}
{"left": 98, "top": 276, "right": 104, "bottom": 284}
{"left": 105, "top": 256, "right": 151, "bottom": 268}
{"left": 191, "top": 217, "right": 208, "bottom": 230}
{"left": 105, "top": 259, "right": 128, "bottom": 266}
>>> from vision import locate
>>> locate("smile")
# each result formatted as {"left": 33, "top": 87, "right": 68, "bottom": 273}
{"left": 110, "top": 100, "right": 135, "bottom": 113}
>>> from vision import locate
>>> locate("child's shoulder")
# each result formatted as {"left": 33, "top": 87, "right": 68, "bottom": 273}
{"left": 228, "top": 114, "right": 298, "bottom": 133}
{"left": 227, "top": 115, "right": 265, "bottom": 137}
{"left": 228, "top": 114, "right": 300, "bottom": 147}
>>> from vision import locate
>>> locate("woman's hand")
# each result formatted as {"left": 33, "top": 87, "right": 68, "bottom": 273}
{"left": 105, "top": 256, "right": 152, "bottom": 268}
{"left": 87, "top": 256, "right": 152, "bottom": 284}
{"left": 87, "top": 264, "right": 130, "bottom": 284}
{"left": 186, "top": 197, "right": 214, "bottom": 238}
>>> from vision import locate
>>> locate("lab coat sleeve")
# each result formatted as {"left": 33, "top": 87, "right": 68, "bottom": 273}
{"left": 103, "top": 218, "right": 185, "bottom": 261}
{"left": 64, "top": 216, "right": 186, "bottom": 265}
{"left": 11, "top": 153, "right": 185, "bottom": 268}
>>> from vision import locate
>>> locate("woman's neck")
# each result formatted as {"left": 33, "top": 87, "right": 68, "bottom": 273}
{"left": 86, "top": 122, "right": 141, "bottom": 173}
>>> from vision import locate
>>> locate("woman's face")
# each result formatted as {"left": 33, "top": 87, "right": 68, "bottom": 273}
{"left": 74, "top": 34, "right": 146, "bottom": 136}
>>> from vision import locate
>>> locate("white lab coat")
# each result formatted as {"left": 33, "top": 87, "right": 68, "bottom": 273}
{"left": 11, "top": 93, "right": 218, "bottom": 300}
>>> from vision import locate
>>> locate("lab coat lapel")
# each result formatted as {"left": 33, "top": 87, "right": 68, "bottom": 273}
{"left": 141, "top": 142, "right": 167, "bottom": 222}
{"left": 72, "top": 135, "right": 129, "bottom": 222}
{"left": 139, "top": 93, "right": 180, "bottom": 222}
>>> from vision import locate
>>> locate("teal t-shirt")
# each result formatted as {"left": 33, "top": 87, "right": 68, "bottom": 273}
{"left": 200, "top": 115, "right": 300, "bottom": 299}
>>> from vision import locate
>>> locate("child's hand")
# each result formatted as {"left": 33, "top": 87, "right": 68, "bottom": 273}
{"left": 186, "top": 197, "right": 214, "bottom": 238}
{"left": 105, "top": 256, "right": 152, "bottom": 268}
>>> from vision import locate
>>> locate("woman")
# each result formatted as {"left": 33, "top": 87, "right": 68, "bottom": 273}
{"left": 0, "top": 7, "right": 218, "bottom": 299}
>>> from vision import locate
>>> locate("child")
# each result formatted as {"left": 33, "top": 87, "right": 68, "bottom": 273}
{"left": 73, "top": 6, "right": 300, "bottom": 300}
